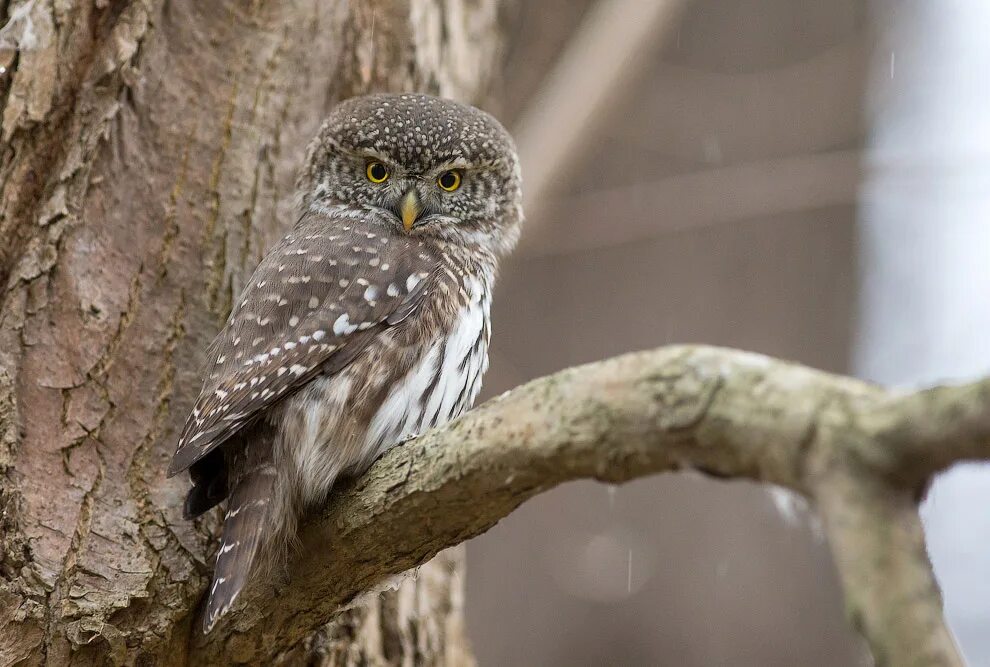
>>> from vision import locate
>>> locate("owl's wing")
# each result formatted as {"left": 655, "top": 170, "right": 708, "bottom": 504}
{"left": 167, "top": 209, "right": 437, "bottom": 477}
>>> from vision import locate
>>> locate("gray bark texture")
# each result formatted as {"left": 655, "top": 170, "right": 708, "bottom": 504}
{"left": 0, "top": 0, "right": 501, "bottom": 664}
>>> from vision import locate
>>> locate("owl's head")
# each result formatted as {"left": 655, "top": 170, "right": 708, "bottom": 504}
{"left": 301, "top": 93, "right": 523, "bottom": 257}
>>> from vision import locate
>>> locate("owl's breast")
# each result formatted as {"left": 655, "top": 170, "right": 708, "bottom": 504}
{"left": 281, "top": 271, "right": 492, "bottom": 503}
{"left": 361, "top": 274, "right": 492, "bottom": 468}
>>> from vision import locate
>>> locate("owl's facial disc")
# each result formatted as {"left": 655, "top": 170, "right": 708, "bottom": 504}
{"left": 305, "top": 93, "right": 523, "bottom": 254}
{"left": 373, "top": 167, "right": 468, "bottom": 233}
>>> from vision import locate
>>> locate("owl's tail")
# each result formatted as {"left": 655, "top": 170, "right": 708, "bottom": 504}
{"left": 203, "top": 463, "right": 276, "bottom": 633}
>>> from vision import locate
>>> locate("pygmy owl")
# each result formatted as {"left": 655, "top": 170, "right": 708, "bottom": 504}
{"left": 167, "top": 93, "right": 522, "bottom": 631}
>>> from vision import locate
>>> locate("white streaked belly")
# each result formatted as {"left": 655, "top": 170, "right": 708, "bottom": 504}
{"left": 286, "top": 277, "right": 491, "bottom": 502}
{"left": 363, "top": 287, "right": 490, "bottom": 468}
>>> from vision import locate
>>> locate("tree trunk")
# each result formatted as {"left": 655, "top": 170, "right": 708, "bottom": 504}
{"left": 0, "top": 1, "right": 504, "bottom": 664}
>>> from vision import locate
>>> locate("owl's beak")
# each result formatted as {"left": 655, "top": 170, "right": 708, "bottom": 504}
{"left": 400, "top": 189, "right": 422, "bottom": 231}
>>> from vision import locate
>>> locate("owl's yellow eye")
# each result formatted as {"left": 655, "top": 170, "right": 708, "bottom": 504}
{"left": 437, "top": 170, "right": 462, "bottom": 192}
{"left": 366, "top": 162, "right": 390, "bottom": 183}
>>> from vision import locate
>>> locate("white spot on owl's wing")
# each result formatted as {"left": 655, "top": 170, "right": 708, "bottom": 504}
{"left": 333, "top": 314, "right": 358, "bottom": 336}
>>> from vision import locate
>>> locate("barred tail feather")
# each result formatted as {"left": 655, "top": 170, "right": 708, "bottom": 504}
{"left": 203, "top": 464, "right": 275, "bottom": 633}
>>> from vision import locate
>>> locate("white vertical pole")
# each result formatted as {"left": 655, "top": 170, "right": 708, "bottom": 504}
{"left": 856, "top": 2, "right": 990, "bottom": 662}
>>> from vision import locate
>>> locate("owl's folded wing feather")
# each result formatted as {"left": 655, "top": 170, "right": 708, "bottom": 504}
{"left": 167, "top": 209, "right": 437, "bottom": 477}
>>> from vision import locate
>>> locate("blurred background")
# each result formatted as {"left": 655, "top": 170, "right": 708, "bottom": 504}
{"left": 465, "top": 1, "right": 990, "bottom": 665}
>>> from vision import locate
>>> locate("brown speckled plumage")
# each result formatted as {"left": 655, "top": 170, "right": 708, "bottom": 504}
{"left": 168, "top": 93, "right": 522, "bottom": 631}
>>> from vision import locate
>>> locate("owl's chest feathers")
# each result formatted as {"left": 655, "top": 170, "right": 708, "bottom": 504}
{"left": 284, "top": 267, "right": 492, "bottom": 502}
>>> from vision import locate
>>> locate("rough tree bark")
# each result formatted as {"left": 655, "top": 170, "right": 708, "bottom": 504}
{"left": 0, "top": 0, "right": 503, "bottom": 664}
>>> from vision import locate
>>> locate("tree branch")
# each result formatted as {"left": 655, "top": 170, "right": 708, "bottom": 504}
{"left": 191, "top": 345, "right": 987, "bottom": 665}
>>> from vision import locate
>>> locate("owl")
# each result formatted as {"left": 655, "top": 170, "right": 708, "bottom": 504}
{"left": 167, "top": 93, "right": 522, "bottom": 632}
